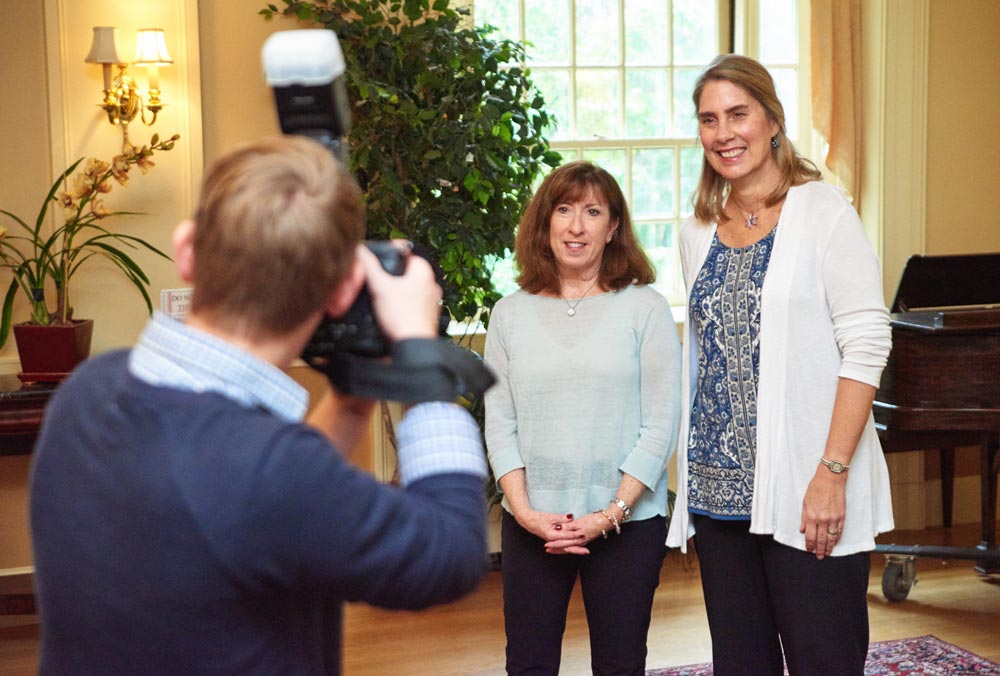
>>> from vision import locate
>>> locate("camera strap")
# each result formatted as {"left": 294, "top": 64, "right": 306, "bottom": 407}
{"left": 315, "top": 338, "right": 495, "bottom": 403}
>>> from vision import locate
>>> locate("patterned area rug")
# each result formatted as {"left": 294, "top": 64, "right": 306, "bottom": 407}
{"left": 646, "top": 635, "right": 1000, "bottom": 675}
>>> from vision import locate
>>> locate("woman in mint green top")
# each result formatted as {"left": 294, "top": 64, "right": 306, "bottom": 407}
{"left": 484, "top": 161, "right": 682, "bottom": 676}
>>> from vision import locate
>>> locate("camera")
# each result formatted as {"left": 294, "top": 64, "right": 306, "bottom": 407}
{"left": 263, "top": 30, "right": 493, "bottom": 401}
{"left": 264, "top": 31, "right": 414, "bottom": 360}
{"left": 303, "top": 241, "right": 405, "bottom": 362}
{"left": 262, "top": 29, "right": 351, "bottom": 163}
{"left": 302, "top": 242, "right": 452, "bottom": 362}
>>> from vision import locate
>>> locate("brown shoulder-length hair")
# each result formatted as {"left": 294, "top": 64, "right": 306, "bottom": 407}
{"left": 692, "top": 53, "right": 822, "bottom": 224}
{"left": 514, "top": 160, "right": 655, "bottom": 295}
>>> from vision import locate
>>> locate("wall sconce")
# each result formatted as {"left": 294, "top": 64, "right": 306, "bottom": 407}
{"left": 85, "top": 26, "right": 173, "bottom": 137}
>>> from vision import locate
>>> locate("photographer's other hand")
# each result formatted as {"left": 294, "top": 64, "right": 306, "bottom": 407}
{"left": 356, "top": 242, "right": 442, "bottom": 342}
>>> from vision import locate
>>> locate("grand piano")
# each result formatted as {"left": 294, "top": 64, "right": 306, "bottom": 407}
{"left": 873, "top": 252, "right": 1000, "bottom": 601}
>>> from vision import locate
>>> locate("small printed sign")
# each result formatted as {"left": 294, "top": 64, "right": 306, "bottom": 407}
{"left": 160, "top": 288, "right": 193, "bottom": 321}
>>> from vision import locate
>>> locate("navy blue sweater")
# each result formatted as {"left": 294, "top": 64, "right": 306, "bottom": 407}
{"left": 30, "top": 351, "right": 487, "bottom": 675}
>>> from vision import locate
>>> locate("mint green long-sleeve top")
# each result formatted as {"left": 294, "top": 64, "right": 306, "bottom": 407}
{"left": 484, "top": 284, "right": 682, "bottom": 522}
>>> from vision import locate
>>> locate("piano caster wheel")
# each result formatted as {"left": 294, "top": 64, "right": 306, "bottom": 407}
{"left": 882, "top": 554, "right": 917, "bottom": 602}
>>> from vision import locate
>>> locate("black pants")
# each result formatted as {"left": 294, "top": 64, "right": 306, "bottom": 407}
{"left": 501, "top": 510, "right": 667, "bottom": 676}
{"left": 691, "top": 513, "right": 871, "bottom": 676}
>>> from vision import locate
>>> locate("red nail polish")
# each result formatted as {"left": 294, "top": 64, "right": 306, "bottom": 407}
{"left": 566, "top": 514, "right": 573, "bottom": 520}
{"left": 554, "top": 524, "right": 562, "bottom": 531}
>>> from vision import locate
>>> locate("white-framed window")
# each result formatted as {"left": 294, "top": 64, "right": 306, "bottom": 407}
{"left": 476, "top": 0, "right": 813, "bottom": 306}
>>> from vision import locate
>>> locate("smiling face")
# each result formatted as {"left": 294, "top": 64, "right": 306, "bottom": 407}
{"left": 548, "top": 189, "right": 619, "bottom": 281}
{"left": 697, "top": 78, "right": 780, "bottom": 191}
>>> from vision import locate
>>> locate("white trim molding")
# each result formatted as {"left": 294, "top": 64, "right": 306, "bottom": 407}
{"left": 860, "top": 0, "right": 930, "bottom": 531}
{"left": 861, "top": 0, "right": 929, "bottom": 301}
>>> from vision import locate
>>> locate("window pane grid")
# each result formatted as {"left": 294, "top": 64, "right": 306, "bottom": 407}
{"left": 476, "top": 1, "right": 806, "bottom": 305}
{"left": 475, "top": 0, "right": 720, "bottom": 304}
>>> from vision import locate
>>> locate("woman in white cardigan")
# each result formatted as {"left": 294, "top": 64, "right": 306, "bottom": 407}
{"left": 664, "top": 54, "right": 894, "bottom": 676}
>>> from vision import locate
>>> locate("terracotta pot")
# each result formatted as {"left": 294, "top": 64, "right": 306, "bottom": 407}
{"left": 12, "top": 319, "right": 94, "bottom": 383}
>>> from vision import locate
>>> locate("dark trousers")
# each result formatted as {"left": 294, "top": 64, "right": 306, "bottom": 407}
{"left": 500, "top": 510, "right": 666, "bottom": 676}
{"left": 691, "top": 513, "right": 871, "bottom": 676}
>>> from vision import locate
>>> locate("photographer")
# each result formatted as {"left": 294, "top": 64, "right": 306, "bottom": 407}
{"left": 29, "top": 136, "right": 489, "bottom": 676}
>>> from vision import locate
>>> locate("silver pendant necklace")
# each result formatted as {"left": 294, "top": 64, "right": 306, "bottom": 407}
{"left": 561, "top": 279, "right": 599, "bottom": 317}
{"left": 731, "top": 193, "right": 763, "bottom": 229}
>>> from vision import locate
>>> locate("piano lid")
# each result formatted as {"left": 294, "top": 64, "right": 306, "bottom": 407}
{"left": 891, "top": 252, "right": 1000, "bottom": 312}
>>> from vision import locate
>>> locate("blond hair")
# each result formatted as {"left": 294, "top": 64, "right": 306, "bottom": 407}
{"left": 691, "top": 54, "right": 821, "bottom": 224}
{"left": 190, "top": 136, "right": 364, "bottom": 338}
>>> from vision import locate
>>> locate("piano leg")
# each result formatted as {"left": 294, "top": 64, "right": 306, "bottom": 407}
{"left": 940, "top": 447, "right": 955, "bottom": 528}
{"left": 974, "top": 432, "right": 1000, "bottom": 574}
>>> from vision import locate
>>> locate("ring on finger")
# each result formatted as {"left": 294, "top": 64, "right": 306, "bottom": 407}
{"left": 827, "top": 528, "right": 839, "bottom": 536}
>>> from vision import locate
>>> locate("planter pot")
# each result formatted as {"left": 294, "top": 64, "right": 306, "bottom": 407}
{"left": 12, "top": 319, "right": 94, "bottom": 383}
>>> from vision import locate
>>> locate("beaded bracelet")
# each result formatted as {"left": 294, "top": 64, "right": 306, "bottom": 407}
{"left": 600, "top": 509, "right": 621, "bottom": 535}
{"left": 592, "top": 509, "right": 610, "bottom": 538}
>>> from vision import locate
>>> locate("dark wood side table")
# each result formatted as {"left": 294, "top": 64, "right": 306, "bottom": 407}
{"left": 0, "top": 569, "right": 35, "bottom": 615}
{"left": 0, "top": 375, "right": 53, "bottom": 615}
{"left": 0, "top": 374, "right": 56, "bottom": 456}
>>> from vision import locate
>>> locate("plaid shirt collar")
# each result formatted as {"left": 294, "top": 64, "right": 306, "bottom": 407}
{"left": 128, "top": 312, "right": 308, "bottom": 423}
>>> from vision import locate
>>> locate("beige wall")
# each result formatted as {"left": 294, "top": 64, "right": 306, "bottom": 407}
{"left": 1, "top": 0, "right": 203, "bottom": 568}
{"left": 1, "top": 1, "right": 329, "bottom": 569}
{"left": 922, "top": 0, "right": 1000, "bottom": 510}
{"left": 0, "top": 2, "right": 52, "bottom": 570}
{"left": 925, "top": 0, "right": 1000, "bottom": 255}
{"left": 0, "top": 3, "right": 54, "bottom": 373}
{"left": 1, "top": 0, "right": 202, "bottom": 374}
{"left": 4, "top": 0, "right": 1000, "bottom": 568}
{"left": 198, "top": 2, "right": 298, "bottom": 163}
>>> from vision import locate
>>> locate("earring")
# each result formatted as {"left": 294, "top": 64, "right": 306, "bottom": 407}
{"left": 771, "top": 135, "right": 780, "bottom": 149}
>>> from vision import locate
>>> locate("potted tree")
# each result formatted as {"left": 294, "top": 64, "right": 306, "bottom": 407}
{"left": 262, "top": 0, "right": 560, "bottom": 528}
{"left": 260, "top": 0, "right": 560, "bottom": 327}
{"left": 0, "top": 133, "right": 179, "bottom": 380}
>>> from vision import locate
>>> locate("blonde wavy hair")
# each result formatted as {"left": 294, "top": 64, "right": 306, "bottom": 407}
{"left": 692, "top": 54, "right": 821, "bottom": 224}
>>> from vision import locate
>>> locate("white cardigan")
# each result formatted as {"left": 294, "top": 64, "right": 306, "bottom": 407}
{"left": 666, "top": 181, "right": 895, "bottom": 555}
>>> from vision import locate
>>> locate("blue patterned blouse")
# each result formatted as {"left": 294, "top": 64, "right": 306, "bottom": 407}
{"left": 687, "top": 226, "right": 777, "bottom": 519}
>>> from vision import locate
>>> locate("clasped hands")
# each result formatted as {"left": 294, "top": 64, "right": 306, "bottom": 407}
{"left": 516, "top": 509, "right": 612, "bottom": 556}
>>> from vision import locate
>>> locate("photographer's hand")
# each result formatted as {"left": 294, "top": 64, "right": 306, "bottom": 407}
{"left": 306, "top": 240, "right": 437, "bottom": 446}
{"left": 356, "top": 242, "right": 442, "bottom": 342}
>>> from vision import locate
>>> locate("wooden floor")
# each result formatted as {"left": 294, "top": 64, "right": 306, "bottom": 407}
{"left": 2, "top": 524, "right": 998, "bottom": 675}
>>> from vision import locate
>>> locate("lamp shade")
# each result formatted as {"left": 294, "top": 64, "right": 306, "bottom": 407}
{"left": 84, "top": 26, "right": 124, "bottom": 64}
{"left": 134, "top": 28, "right": 173, "bottom": 66}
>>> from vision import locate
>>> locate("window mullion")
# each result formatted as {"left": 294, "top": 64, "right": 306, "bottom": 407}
{"left": 618, "top": 0, "right": 630, "bottom": 200}
{"left": 475, "top": 0, "right": 745, "bottom": 305}
{"left": 569, "top": 0, "right": 578, "bottom": 140}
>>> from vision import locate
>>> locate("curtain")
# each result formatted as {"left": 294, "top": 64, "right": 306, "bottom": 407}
{"left": 811, "top": 0, "right": 862, "bottom": 207}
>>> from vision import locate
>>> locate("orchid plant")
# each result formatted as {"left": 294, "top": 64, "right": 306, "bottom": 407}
{"left": 0, "top": 132, "right": 180, "bottom": 348}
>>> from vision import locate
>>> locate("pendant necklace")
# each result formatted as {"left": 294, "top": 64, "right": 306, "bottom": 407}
{"left": 731, "top": 194, "right": 763, "bottom": 229}
{"left": 561, "top": 279, "right": 600, "bottom": 317}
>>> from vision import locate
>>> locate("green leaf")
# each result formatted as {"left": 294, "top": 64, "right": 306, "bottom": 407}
{"left": 258, "top": 0, "right": 557, "bottom": 323}
{"left": 0, "top": 278, "right": 18, "bottom": 349}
